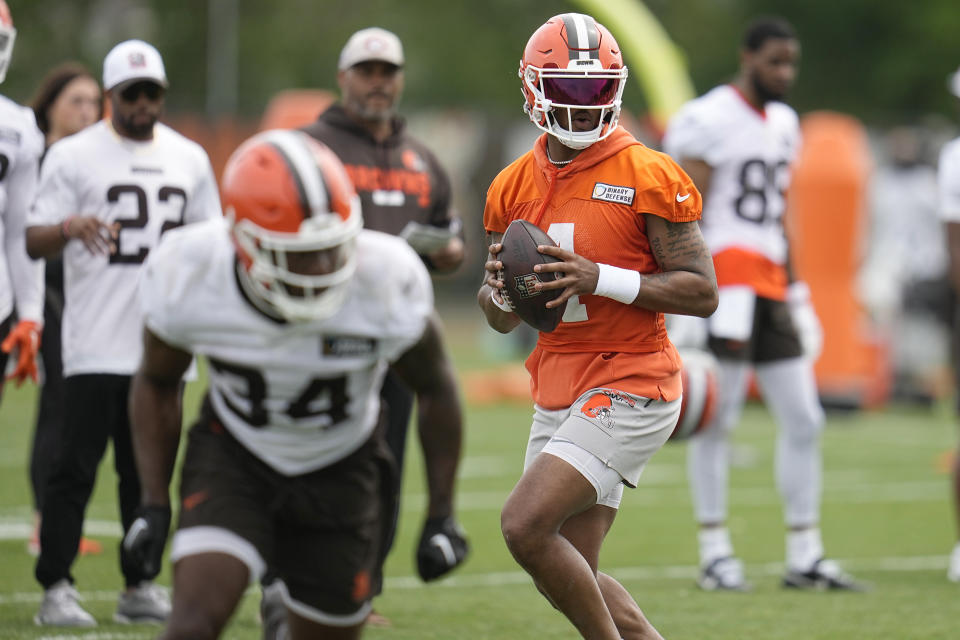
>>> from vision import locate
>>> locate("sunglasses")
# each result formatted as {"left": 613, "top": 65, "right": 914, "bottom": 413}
{"left": 119, "top": 81, "right": 164, "bottom": 103}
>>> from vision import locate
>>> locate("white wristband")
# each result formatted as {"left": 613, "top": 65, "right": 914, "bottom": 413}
{"left": 594, "top": 263, "right": 641, "bottom": 304}
{"left": 490, "top": 288, "right": 514, "bottom": 312}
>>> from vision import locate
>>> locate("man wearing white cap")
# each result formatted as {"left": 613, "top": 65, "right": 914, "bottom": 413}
{"left": 26, "top": 38, "right": 220, "bottom": 626}
{"left": 937, "top": 64, "right": 960, "bottom": 584}
{"left": 289, "top": 25, "right": 468, "bottom": 631}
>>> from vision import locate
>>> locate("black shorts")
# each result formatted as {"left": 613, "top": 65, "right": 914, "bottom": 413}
{"left": 708, "top": 296, "right": 803, "bottom": 363}
{"left": 173, "top": 398, "right": 395, "bottom": 620}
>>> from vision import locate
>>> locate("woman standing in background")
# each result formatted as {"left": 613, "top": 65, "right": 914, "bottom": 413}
{"left": 27, "top": 62, "right": 102, "bottom": 557}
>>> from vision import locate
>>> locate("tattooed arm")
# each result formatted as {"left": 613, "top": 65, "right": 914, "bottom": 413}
{"left": 638, "top": 214, "right": 718, "bottom": 317}
{"left": 524, "top": 215, "right": 717, "bottom": 317}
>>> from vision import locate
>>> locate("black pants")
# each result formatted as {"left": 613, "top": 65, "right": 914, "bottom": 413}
{"left": 35, "top": 374, "right": 146, "bottom": 589}
{"left": 30, "top": 258, "right": 65, "bottom": 511}
{"left": 378, "top": 369, "right": 414, "bottom": 558}
{"left": 0, "top": 313, "right": 11, "bottom": 399}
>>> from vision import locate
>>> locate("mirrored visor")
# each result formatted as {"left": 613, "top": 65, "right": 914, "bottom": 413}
{"left": 542, "top": 76, "right": 617, "bottom": 106}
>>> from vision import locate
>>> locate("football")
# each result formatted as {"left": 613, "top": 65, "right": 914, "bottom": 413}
{"left": 499, "top": 219, "right": 565, "bottom": 333}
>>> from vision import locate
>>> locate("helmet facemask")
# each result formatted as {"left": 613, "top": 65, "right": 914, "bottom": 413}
{"left": 521, "top": 61, "right": 627, "bottom": 150}
{"left": 222, "top": 129, "right": 363, "bottom": 323}
{"left": 231, "top": 205, "right": 362, "bottom": 323}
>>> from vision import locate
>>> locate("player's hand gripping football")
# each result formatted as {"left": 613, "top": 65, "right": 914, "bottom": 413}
{"left": 123, "top": 504, "right": 172, "bottom": 579}
{"left": 0, "top": 320, "right": 41, "bottom": 386}
{"left": 531, "top": 244, "right": 600, "bottom": 309}
{"left": 416, "top": 515, "right": 470, "bottom": 582}
{"left": 484, "top": 242, "right": 514, "bottom": 311}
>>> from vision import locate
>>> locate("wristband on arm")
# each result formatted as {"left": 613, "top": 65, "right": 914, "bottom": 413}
{"left": 594, "top": 263, "right": 641, "bottom": 304}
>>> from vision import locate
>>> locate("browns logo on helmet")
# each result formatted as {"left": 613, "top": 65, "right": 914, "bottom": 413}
{"left": 519, "top": 12, "right": 628, "bottom": 150}
{"left": 222, "top": 129, "right": 362, "bottom": 322}
{"left": 0, "top": 0, "right": 17, "bottom": 84}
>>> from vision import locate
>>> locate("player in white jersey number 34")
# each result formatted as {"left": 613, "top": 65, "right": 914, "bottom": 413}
{"left": 124, "top": 130, "right": 465, "bottom": 640}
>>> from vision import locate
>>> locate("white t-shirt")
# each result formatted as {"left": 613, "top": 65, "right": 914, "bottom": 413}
{"left": 938, "top": 137, "right": 960, "bottom": 223}
{"left": 28, "top": 120, "right": 220, "bottom": 376}
{"left": 0, "top": 94, "right": 45, "bottom": 323}
{"left": 140, "top": 220, "right": 433, "bottom": 475}
{"left": 663, "top": 84, "right": 801, "bottom": 266}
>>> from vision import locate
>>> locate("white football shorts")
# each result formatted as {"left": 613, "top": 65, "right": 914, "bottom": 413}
{"left": 524, "top": 388, "right": 681, "bottom": 509}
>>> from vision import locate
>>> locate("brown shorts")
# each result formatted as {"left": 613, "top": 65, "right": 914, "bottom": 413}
{"left": 171, "top": 399, "right": 395, "bottom": 622}
{"left": 708, "top": 296, "right": 803, "bottom": 363}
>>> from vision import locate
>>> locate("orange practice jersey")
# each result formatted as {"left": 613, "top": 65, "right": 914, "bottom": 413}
{"left": 484, "top": 127, "right": 702, "bottom": 409}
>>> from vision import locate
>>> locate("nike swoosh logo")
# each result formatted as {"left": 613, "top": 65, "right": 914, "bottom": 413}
{"left": 676, "top": 193, "right": 691, "bottom": 203}
{"left": 429, "top": 534, "right": 458, "bottom": 565}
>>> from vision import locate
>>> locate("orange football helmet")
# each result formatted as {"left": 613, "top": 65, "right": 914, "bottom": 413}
{"left": 222, "top": 129, "right": 362, "bottom": 322}
{"left": 0, "top": 0, "right": 16, "bottom": 84}
{"left": 519, "top": 13, "right": 627, "bottom": 149}
{"left": 670, "top": 349, "right": 719, "bottom": 441}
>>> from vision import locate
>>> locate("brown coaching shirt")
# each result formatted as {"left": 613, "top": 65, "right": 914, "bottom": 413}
{"left": 300, "top": 104, "right": 459, "bottom": 267}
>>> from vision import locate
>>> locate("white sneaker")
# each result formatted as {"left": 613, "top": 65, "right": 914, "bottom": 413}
{"left": 697, "top": 556, "right": 752, "bottom": 592}
{"left": 34, "top": 579, "right": 96, "bottom": 627}
{"left": 948, "top": 543, "right": 960, "bottom": 583}
{"left": 260, "top": 580, "right": 290, "bottom": 640}
{"left": 114, "top": 581, "right": 171, "bottom": 624}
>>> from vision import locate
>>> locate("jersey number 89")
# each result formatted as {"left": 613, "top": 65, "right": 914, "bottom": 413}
{"left": 734, "top": 158, "right": 789, "bottom": 225}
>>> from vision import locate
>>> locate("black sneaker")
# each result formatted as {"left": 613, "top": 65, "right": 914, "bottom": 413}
{"left": 782, "top": 558, "right": 869, "bottom": 591}
{"left": 697, "top": 556, "right": 752, "bottom": 592}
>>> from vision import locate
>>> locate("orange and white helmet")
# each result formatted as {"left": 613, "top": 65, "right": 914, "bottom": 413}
{"left": 0, "top": 1, "right": 16, "bottom": 84}
{"left": 519, "top": 13, "right": 627, "bottom": 150}
{"left": 222, "top": 129, "right": 362, "bottom": 322}
{"left": 670, "top": 349, "right": 718, "bottom": 441}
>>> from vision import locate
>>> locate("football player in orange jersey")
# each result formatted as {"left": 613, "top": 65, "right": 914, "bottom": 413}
{"left": 479, "top": 13, "right": 717, "bottom": 640}
{"left": 663, "top": 17, "right": 866, "bottom": 592}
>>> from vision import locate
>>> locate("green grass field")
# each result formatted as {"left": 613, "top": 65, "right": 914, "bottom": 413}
{"left": 0, "top": 307, "right": 957, "bottom": 639}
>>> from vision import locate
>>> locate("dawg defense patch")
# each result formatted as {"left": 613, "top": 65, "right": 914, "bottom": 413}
{"left": 592, "top": 182, "right": 635, "bottom": 205}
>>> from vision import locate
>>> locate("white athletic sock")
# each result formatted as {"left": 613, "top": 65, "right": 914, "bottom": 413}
{"left": 948, "top": 542, "right": 960, "bottom": 582}
{"left": 786, "top": 527, "right": 824, "bottom": 572}
{"left": 698, "top": 527, "right": 734, "bottom": 567}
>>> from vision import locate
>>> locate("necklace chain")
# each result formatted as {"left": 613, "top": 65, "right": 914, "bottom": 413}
{"left": 546, "top": 147, "right": 574, "bottom": 166}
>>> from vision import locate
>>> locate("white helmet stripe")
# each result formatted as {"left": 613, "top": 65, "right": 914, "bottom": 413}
{"left": 561, "top": 13, "right": 598, "bottom": 61}
{"left": 263, "top": 130, "right": 330, "bottom": 221}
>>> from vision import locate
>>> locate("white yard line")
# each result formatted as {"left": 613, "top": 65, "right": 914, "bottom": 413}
{"left": 0, "top": 477, "right": 950, "bottom": 544}
{"left": 0, "top": 555, "right": 950, "bottom": 605}
{"left": 0, "top": 519, "right": 122, "bottom": 540}
{"left": 36, "top": 634, "right": 147, "bottom": 640}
